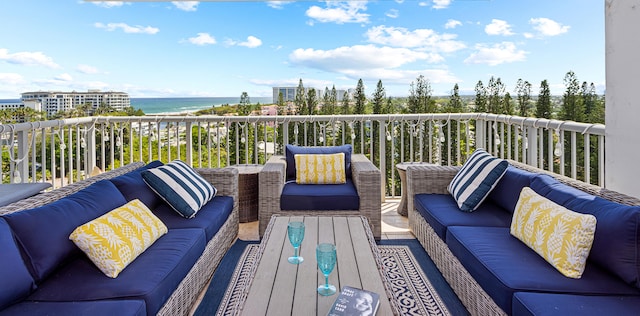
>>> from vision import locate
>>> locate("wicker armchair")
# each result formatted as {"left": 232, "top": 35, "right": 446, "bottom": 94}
{"left": 258, "top": 153, "right": 381, "bottom": 239}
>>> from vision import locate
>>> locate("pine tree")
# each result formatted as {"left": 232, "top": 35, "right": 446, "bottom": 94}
{"left": 536, "top": 80, "right": 551, "bottom": 119}
{"left": 447, "top": 83, "right": 464, "bottom": 113}
{"left": 353, "top": 79, "right": 366, "bottom": 153}
{"left": 371, "top": 80, "right": 385, "bottom": 166}
{"left": 474, "top": 80, "right": 487, "bottom": 113}
{"left": 305, "top": 88, "right": 317, "bottom": 116}
{"left": 294, "top": 79, "right": 306, "bottom": 115}
{"left": 560, "top": 71, "right": 584, "bottom": 122}
{"left": 515, "top": 79, "right": 532, "bottom": 116}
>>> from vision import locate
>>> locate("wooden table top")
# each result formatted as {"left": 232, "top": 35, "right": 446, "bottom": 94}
{"left": 240, "top": 215, "right": 396, "bottom": 315}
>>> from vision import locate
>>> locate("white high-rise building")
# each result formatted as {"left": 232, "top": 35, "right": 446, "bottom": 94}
{"left": 21, "top": 90, "right": 130, "bottom": 117}
{"left": 272, "top": 87, "right": 351, "bottom": 104}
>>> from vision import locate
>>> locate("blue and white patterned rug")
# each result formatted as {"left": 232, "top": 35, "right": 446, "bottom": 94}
{"left": 214, "top": 244, "right": 451, "bottom": 316}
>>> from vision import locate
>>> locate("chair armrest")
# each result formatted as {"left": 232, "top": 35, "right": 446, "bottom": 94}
{"left": 351, "top": 154, "right": 382, "bottom": 238}
{"left": 195, "top": 167, "right": 239, "bottom": 213}
{"left": 406, "top": 165, "right": 460, "bottom": 217}
{"left": 258, "top": 155, "right": 286, "bottom": 237}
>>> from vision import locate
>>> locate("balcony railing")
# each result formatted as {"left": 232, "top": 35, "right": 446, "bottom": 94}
{"left": 0, "top": 113, "right": 605, "bottom": 197}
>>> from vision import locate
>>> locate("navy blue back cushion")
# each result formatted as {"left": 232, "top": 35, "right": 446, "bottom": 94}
{"left": 487, "top": 166, "right": 539, "bottom": 213}
{"left": 3, "top": 180, "right": 127, "bottom": 283}
{"left": 280, "top": 179, "right": 359, "bottom": 210}
{"left": 110, "top": 160, "right": 164, "bottom": 209}
{"left": 0, "top": 218, "right": 35, "bottom": 310}
{"left": 531, "top": 175, "right": 640, "bottom": 288}
{"left": 285, "top": 144, "right": 352, "bottom": 180}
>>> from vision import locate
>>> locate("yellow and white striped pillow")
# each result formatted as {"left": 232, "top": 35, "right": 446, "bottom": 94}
{"left": 69, "top": 199, "right": 168, "bottom": 278}
{"left": 510, "top": 187, "right": 596, "bottom": 278}
{"left": 295, "top": 153, "right": 346, "bottom": 184}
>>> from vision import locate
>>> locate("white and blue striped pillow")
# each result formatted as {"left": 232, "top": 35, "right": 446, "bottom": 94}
{"left": 141, "top": 160, "right": 216, "bottom": 218}
{"left": 448, "top": 149, "right": 508, "bottom": 212}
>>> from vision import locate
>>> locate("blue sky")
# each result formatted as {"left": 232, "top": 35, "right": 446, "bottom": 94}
{"left": 0, "top": 0, "right": 604, "bottom": 99}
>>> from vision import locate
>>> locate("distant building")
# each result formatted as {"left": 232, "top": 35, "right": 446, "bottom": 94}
{"left": 21, "top": 90, "right": 130, "bottom": 117}
{"left": 272, "top": 86, "right": 351, "bottom": 104}
{"left": 0, "top": 100, "right": 43, "bottom": 122}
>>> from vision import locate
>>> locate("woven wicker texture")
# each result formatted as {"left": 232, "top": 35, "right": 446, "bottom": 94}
{"left": 258, "top": 154, "right": 382, "bottom": 239}
{"left": 405, "top": 160, "right": 640, "bottom": 316}
{"left": 0, "top": 162, "right": 239, "bottom": 316}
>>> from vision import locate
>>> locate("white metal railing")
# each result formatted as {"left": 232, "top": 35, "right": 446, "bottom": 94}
{"left": 0, "top": 113, "right": 605, "bottom": 196}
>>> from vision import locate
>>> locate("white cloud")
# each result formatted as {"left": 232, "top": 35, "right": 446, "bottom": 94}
{"left": 92, "top": 1, "right": 126, "bottom": 8}
{"left": 444, "top": 19, "right": 462, "bottom": 29}
{"left": 306, "top": 2, "right": 369, "bottom": 24}
{"left": 464, "top": 42, "right": 527, "bottom": 66}
{"left": 529, "top": 18, "right": 570, "bottom": 37}
{"left": 0, "top": 48, "right": 60, "bottom": 68}
{"left": 267, "top": 1, "right": 292, "bottom": 9}
{"left": 55, "top": 73, "right": 73, "bottom": 82}
{"left": 250, "top": 78, "right": 334, "bottom": 88}
{"left": 432, "top": 0, "right": 452, "bottom": 9}
{"left": 94, "top": 22, "right": 159, "bottom": 34}
{"left": 0, "top": 73, "right": 26, "bottom": 85}
{"left": 227, "top": 36, "right": 263, "bottom": 48}
{"left": 290, "top": 45, "right": 434, "bottom": 71}
{"left": 187, "top": 33, "right": 216, "bottom": 45}
{"left": 77, "top": 64, "right": 100, "bottom": 74}
{"left": 365, "top": 25, "right": 466, "bottom": 53}
{"left": 239, "top": 36, "right": 262, "bottom": 48}
{"left": 386, "top": 9, "right": 399, "bottom": 19}
{"left": 418, "top": 2, "right": 428, "bottom": 7}
{"left": 172, "top": 1, "right": 198, "bottom": 12}
{"left": 485, "top": 19, "right": 514, "bottom": 36}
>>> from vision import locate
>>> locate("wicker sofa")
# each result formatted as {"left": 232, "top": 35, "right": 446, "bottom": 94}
{"left": 406, "top": 159, "right": 640, "bottom": 315}
{"left": 258, "top": 144, "right": 381, "bottom": 239}
{"left": 0, "top": 161, "right": 238, "bottom": 316}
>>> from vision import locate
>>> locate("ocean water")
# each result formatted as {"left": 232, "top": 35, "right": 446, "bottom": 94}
{"left": 131, "top": 97, "right": 273, "bottom": 115}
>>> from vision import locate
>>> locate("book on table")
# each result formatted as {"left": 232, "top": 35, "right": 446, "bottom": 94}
{"left": 327, "top": 286, "right": 380, "bottom": 316}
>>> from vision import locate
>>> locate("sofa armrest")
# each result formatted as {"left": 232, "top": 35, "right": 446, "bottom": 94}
{"left": 195, "top": 167, "right": 239, "bottom": 213}
{"left": 258, "top": 155, "right": 286, "bottom": 237}
{"left": 406, "top": 165, "right": 460, "bottom": 218}
{"left": 351, "top": 154, "right": 382, "bottom": 238}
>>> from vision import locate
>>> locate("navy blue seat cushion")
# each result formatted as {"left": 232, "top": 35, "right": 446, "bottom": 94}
{"left": 285, "top": 144, "right": 352, "bottom": 180}
{"left": 153, "top": 196, "right": 233, "bottom": 241}
{"left": 0, "top": 300, "right": 147, "bottom": 316}
{"left": 414, "top": 194, "right": 512, "bottom": 240}
{"left": 110, "top": 160, "right": 164, "bottom": 209}
{"left": 280, "top": 179, "right": 359, "bottom": 210}
{"left": 27, "top": 228, "right": 206, "bottom": 316}
{"left": 445, "top": 226, "right": 640, "bottom": 312}
{"left": 487, "top": 165, "right": 540, "bottom": 213}
{"left": 0, "top": 218, "right": 35, "bottom": 310}
{"left": 512, "top": 292, "right": 640, "bottom": 316}
{"left": 3, "top": 180, "right": 127, "bottom": 283}
{"left": 531, "top": 175, "right": 640, "bottom": 288}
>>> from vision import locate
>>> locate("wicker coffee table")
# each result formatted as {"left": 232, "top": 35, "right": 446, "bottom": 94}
{"left": 238, "top": 215, "right": 398, "bottom": 315}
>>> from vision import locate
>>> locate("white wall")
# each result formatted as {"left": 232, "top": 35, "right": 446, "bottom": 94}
{"left": 605, "top": 0, "right": 640, "bottom": 198}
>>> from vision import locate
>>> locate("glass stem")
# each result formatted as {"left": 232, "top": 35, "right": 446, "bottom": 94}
{"left": 294, "top": 246, "right": 299, "bottom": 258}
{"left": 324, "top": 274, "right": 329, "bottom": 288}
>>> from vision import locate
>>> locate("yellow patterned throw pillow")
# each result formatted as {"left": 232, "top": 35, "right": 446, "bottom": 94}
{"left": 510, "top": 187, "right": 596, "bottom": 278}
{"left": 69, "top": 199, "right": 168, "bottom": 278}
{"left": 295, "top": 153, "right": 346, "bottom": 184}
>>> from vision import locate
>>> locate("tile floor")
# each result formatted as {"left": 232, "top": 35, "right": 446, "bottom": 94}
{"left": 190, "top": 198, "right": 413, "bottom": 315}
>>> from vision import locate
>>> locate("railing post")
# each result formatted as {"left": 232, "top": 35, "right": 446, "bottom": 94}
{"left": 16, "top": 130, "right": 29, "bottom": 183}
{"left": 185, "top": 122, "right": 193, "bottom": 166}
{"left": 475, "top": 118, "right": 485, "bottom": 151}
{"left": 87, "top": 124, "right": 96, "bottom": 174}
{"left": 527, "top": 125, "right": 538, "bottom": 168}
{"left": 379, "top": 118, "right": 386, "bottom": 202}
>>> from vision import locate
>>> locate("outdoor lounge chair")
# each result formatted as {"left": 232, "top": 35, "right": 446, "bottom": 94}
{"left": 258, "top": 144, "right": 382, "bottom": 239}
